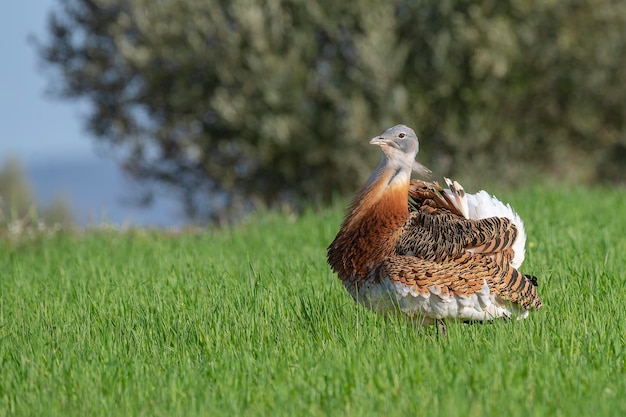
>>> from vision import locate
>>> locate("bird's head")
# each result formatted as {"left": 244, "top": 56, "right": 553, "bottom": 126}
{"left": 370, "top": 124, "right": 431, "bottom": 177}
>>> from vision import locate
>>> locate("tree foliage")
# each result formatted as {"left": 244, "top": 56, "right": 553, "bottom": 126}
{"left": 39, "top": 0, "right": 626, "bottom": 222}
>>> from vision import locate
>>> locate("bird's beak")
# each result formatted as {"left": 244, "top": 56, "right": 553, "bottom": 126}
{"left": 369, "top": 136, "right": 387, "bottom": 146}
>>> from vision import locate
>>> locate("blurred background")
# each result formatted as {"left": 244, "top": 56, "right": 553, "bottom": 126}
{"left": 2, "top": 0, "right": 625, "bottom": 231}
{"left": 1, "top": 1, "right": 182, "bottom": 229}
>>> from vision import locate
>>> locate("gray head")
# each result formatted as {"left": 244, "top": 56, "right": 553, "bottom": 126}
{"left": 370, "top": 124, "right": 419, "bottom": 156}
{"left": 370, "top": 124, "right": 430, "bottom": 176}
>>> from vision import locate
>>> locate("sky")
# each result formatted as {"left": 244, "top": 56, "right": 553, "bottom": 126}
{"left": 0, "top": 1, "right": 181, "bottom": 226}
{"left": 1, "top": 1, "right": 94, "bottom": 162}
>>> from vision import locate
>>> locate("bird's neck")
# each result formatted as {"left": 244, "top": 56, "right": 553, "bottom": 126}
{"left": 348, "top": 162, "right": 410, "bottom": 226}
{"left": 328, "top": 162, "right": 411, "bottom": 279}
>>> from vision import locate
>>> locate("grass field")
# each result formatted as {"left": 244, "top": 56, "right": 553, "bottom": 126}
{"left": 1, "top": 186, "right": 625, "bottom": 416}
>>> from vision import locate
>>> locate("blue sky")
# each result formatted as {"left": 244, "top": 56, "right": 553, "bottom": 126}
{"left": 1, "top": 1, "right": 92, "bottom": 162}
{"left": 0, "top": 1, "right": 181, "bottom": 226}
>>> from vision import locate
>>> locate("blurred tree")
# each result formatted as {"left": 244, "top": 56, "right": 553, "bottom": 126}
{"left": 37, "top": 0, "right": 626, "bottom": 222}
{"left": 0, "top": 157, "right": 35, "bottom": 223}
{"left": 0, "top": 156, "right": 74, "bottom": 233}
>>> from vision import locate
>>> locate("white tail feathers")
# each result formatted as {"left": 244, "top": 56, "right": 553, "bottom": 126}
{"left": 443, "top": 178, "right": 526, "bottom": 269}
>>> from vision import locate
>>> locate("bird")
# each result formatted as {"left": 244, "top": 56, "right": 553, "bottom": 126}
{"left": 327, "top": 124, "right": 542, "bottom": 335}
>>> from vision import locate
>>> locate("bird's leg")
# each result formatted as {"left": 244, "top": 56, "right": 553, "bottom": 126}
{"left": 436, "top": 319, "right": 448, "bottom": 339}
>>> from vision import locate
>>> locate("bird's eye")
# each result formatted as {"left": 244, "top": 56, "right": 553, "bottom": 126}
{"left": 398, "top": 133, "right": 406, "bottom": 138}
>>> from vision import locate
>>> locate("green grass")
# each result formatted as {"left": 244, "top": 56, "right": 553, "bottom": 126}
{"left": 1, "top": 186, "right": 625, "bottom": 416}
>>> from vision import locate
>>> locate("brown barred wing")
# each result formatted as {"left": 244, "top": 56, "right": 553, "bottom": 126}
{"left": 396, "top": 210, "right": 519, "bottom": 262}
